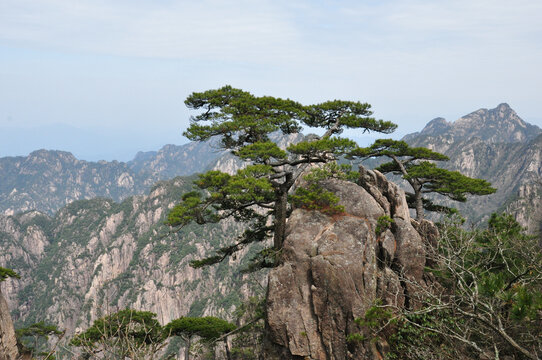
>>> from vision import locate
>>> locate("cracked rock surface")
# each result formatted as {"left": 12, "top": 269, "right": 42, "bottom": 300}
{"left": 265, "top": 168, "right": 428, "bottom": 359}
{"left": 0, "top": 288, "right": 18, "bottom": 360}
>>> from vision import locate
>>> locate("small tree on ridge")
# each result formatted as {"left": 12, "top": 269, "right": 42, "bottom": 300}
{"left": 351, "top": 139, "right": 496, "bottom": 221}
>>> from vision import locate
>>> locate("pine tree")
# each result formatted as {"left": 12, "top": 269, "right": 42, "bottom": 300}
{"left": 0, "top": 266, "right": 19, "bottom": 282}
{"left": 166, "top": 86, "right": 397, "bottom": 268}
{"left": 350, "top": 139, "right": 496, "bottom": 221}
{"left": 71, "top": 309, "right": 165, "bottom": 360}
{"left": 164, "top": 316, "right": 236, "bottom": 360}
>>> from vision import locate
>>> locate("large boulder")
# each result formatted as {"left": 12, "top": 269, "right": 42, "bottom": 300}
{"left": 265, "top": 168, "right": 429, "bottom": 359}
{"left": 0, "top": 288, "right": 19, "bottom": 360}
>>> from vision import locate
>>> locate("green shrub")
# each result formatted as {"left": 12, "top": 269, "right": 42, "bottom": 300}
{"left": 375, "top": 215, "right": 394, "bottom": 236}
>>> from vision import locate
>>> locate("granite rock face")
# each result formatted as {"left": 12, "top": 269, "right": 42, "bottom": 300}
{"left": 265, "top": 168, "right": 428, "bottom": 359}
{"left": 0, "top": 177, "right": 258, "bottom": 340}
{"left": 0, "top": 288, "right": 19, "bottom": 360}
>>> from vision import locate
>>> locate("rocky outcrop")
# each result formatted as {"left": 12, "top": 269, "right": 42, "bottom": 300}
{"left": 265, "top": 167, "right": 428, "bottom": 359}
{"left": 0, "top": 288, "right": 19, "bottom": 360}
{"left": 506, "top": 181, "right": 542, "bottom": 240}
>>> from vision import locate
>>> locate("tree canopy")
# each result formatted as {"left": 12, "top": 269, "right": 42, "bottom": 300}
{"left": 167, "top": 86, "right": 397, "bottom": 268}
{"left": 350, "top": 139, "right": 496, "bottom": 220}
{"left": 16, "top": 322, "right": 63, "bottom": 358}
{"left": 71, "top": 309, "right": 165, "bottom": 360}
{"left": 164, "top": 316, "right": 236, "bottom": 360}
{"left": 0, "top": 266, "right": 20, "bottom": 282}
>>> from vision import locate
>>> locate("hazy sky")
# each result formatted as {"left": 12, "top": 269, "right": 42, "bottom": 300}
{"left": 1, "top": 0, "right": 541, "bottom": 161}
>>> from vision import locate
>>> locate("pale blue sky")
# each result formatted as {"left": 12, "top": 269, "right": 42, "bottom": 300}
{"left": 1, "top": 0, "right": 541, "bottom": 161}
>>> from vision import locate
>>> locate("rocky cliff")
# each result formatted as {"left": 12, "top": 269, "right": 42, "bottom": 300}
{"left": 505, "top": 181, "right": 542, "bottom": 238}
{"left": 0, "top": 288, "right": 19, "bottom": 360}
{"left": 0, "top": 176, "right": 265, "bottom": 341}
{"left": 265, "top": 167, "right": 431, "bottom": 359}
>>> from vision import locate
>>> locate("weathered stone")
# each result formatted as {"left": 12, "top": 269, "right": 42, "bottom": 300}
{"left": 265, "top": 173, "right": 428, "bottom": 359}
{"left": 0, "top": 288, "right": 19, "bottom": 360}
{"left": 0, "top": 178, "right": 259, "bottom": 341}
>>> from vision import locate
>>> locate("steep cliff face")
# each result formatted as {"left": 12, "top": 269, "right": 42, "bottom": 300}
{"left": 0, "top": 288, "right": 19, "bottom": 360}
{"left": 265, "top": 168, "right": 429, "bottom": 359}
{"left": 0, "top": 211, "right": 51, "bottom": 313}
{"left": 506, "top": 181, "right": 542, "bottom": 239}
{"left": 0, "top": 176, "right": 265, "bottom": 339}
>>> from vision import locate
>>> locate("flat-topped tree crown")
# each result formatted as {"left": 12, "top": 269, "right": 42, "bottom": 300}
{"left": 303, "top": 100, "right": 397, "bottom": 137}
{"left": 183, "top": 86, "right": 396, "bottom": 150}
{"left": 168, "top": 86, "right": 397, "bottom": 269}
{"left": 183, "top": 85, "right": 305, "bottom": 148}
{"left": 351, "top": 139, "right": 496, "bottom": 221}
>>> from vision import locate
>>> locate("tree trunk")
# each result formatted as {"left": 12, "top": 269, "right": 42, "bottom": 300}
{"left": 414, "top": 188, "right": 424, "bottom": 222}
{"left": 224, "top": 339, "right": 232, "bottom": 360}
{"left": 389, "top": 154, "right": 425, "bottom": 221}
{"left": 273, "top": 189, "right": 288, "bottom": 250}
{"left": 185, "top": 336, "right": 191, "bottom": 360}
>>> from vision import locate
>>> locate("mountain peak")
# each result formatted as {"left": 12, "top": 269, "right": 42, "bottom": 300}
{"left": 419, "top": 117, "right": 451, "bottom": 136}
{"left": 414, "top": 104, "right": 541, "bottom": 144}
{"left": 26, "top": 149, "right": 78, "bottom": 164}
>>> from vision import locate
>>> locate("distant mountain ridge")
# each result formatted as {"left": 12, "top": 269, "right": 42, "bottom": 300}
{"left": 0, "top": 104, "right": 540, "bottom": 232}
{"left": 401, "top": 103, "right": 542, "bottom": 231}
{"left": 404, "top": 103, "right": 542, "bottom": 144}
{"left": 0, "top": 133, "right": 303, "bottom": 216}
{"left": 128, "top": 137, "right": 227, "bottom": 178}
{"left": 0, "top": 139, "right": 226, "bottom": 215}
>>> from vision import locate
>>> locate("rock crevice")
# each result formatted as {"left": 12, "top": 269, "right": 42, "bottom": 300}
{"left": 265, "top": 168, "right": 428, "bottom": 359}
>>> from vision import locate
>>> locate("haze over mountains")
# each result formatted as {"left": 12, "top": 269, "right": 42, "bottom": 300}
{"left": 0, "top": 139, "right": 226, "bottom": 215}
{"left": 0, "top": 104, "right": 540, "bottom": 228}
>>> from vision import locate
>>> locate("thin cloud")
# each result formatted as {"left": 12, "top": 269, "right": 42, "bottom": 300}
{"left": 2, "top": 0, "right": 540, "bottom": 64}
{"left": 0, "top": 0, "right": 303, "bottom": 63}
{"left": 1, "top": 0, "right": 541, "bottom": 149}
